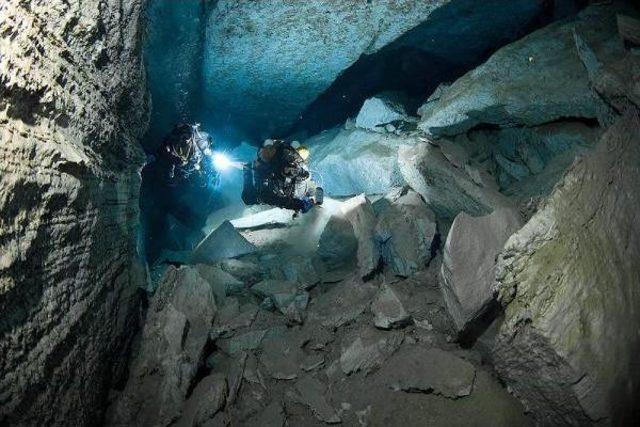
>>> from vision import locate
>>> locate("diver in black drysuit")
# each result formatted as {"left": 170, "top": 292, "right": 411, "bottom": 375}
{"left": 242, "top": 140, "right": 315, "bottom": 213}
{"left": 141, "top": 123, "right": 217, "bottom": 262}
{"left": 155, "top": 123, "right": 215, "bottom": 185}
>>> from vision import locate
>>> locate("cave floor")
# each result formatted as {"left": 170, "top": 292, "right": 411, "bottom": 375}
{"left": 110, "top": 198, "right": 533, "bottom": 426}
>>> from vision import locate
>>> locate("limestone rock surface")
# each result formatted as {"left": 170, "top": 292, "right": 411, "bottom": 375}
{"left": 306, "top": 127, "right": 411, "bottom": 197}
{"left": 494, "top": 113, "right": 640, "bottom": 425}
{"left": 418, "top": 4, "right": 623, "bottom": 137}
{"left": 109, "top": 266, "right": 217, "bottom": 426}
{"left": 375, "top": 188, "right": 438, "bottom": 277}
{"left": 338, "top": 195, "right": 380, "bottom": 279}
{"left": 440, "top": 208, "right": 523, "bottom": 334}
{"left": 0, "top": 1, "right": 148, "bottom": 425}
{"left": 398, "top": 142, "right": 511, "bottom": 220}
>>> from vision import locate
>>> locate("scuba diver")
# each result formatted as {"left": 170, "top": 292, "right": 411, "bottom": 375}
{"left": 141, "top": 123, "right": 218, "bottom": 263}
{"left": 242, "top": 139, "right": 323, "bottom": 215}
{"left": 154, "top": 123, "right": 216, "bottom": 186}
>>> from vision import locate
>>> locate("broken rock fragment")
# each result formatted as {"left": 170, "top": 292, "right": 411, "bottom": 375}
{"left": 440, "top": 208, "right": 523, "bottom": 334}
{"left": 196, "top": 264, "right": 245, "bottom": 304}
{"left": 179, "top": 373, "right": 228, "bottom": 426}
{"left": 371, "top": 285, "right": 412, "bottom": 330}
{"left": 110, "top": 266, "right": 217, "bottom": 426}
{"left": 318, "top": 195, "right": 381, "bottom": 279}
{"left": 340, "top": 327, "right": 404, "bottom": 375}
{"left": 398, "top": 142, "right": 511, "bottom": 220}
{"left": 375, "top": 188, "right": 437, "bottom": 277}
{"left": 218, "top": 257, "right": 263, "bottom": 285}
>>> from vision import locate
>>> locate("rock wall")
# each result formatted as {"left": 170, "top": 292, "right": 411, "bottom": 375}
{"left": 0, "top": 0, "right": 148, "bottom": 425}
{"left": 494, "top": 112, "right": 640, "bottom": 425}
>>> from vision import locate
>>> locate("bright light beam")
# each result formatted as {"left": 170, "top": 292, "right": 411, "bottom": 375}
{"left": 212, "top": 152, "right": 233, "bottom": 171}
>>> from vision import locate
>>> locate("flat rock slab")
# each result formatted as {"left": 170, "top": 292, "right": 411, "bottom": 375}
{"left": 382, "top": 346, "right": 476, "bottom": 398}
{"left": 251, "top": 280, "right": 298, "bottom": 301}
{"left": 308, "top": 281, "right": 378, "bottom": 329}
{"left": 192, "top": 220, "right": 257, "bottom": 264}
{"left": 340, "top": 327, "right": 404, "bottom": 375}
{"left": 218, "top": 329, "right": 268, "bottom": 354}
{"left": 231, "top": 208, "right": 295, "bottom": 230}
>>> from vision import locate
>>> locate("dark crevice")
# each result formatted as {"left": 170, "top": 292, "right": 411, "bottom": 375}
{"left": 464, "top": 115, "right": 602, "bottom": 136}
{"left": 186, "top": 340, "right": 218, "bottom": 399}
{"left": 457, "top": 301, "right": 504, "bottom": 349}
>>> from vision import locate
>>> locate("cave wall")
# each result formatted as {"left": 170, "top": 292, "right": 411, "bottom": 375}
{"left": 0, "top": 0, "right": 148, "bottom": 425}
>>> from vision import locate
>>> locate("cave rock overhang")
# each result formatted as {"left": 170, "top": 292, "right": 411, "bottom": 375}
{"left": 145, "top": 0, "right": 584, "bottom": 145}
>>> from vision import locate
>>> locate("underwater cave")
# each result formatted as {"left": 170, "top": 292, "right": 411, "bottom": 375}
{"left": 1, "top": 0, "right": 640, "bottom": 425}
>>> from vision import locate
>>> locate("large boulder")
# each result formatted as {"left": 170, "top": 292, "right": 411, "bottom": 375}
{"left": 109, "top": 266, "right": 217, "bottom": 426}
{"left": 374, "top": 188, "right": 438, "bottom": 277}
{"left": 398, "top": 142, "right": 512, "bottom": 220}
{"left": 493, "top": 113, "right": 640, "bottom": 425}
{"left": 440, "top": 208, "right": 523, "bottom": 334}
{"left": 306, "top": 127, "right": 411, "bottom": 197}
{"left": 418, "top": 4, "right": 624, "bottom": 137}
